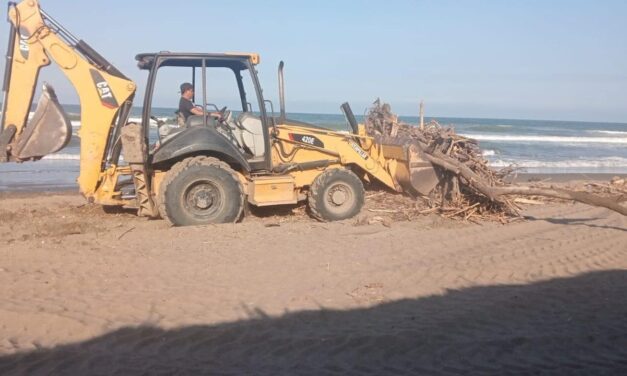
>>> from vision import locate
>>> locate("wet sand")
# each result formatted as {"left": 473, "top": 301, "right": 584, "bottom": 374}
{"left": 0, "top": 191, "right": 626, "bottom": 375}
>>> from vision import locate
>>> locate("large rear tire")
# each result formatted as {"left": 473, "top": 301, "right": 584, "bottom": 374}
{"left": 158, "top": 157, "right": 244, "bottom": 226}
{"left": 308, "top": 168, "right": 365, "bottom": 222}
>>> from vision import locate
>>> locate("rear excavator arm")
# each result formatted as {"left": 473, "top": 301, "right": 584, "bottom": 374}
{"left": 0, "top": 0, "right": 136, "bottom": 198}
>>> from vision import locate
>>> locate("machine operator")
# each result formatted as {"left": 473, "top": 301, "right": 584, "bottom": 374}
{"left": 178, "top": 82, "right": 222, "bottom": 121}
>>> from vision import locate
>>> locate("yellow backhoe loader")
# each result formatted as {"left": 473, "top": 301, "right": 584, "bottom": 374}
{"left": 1, "top": 0, "right": 440, "bottom": 226}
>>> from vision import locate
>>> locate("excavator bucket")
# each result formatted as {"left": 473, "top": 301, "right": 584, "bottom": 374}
{"left": 13, "top": 84, "right": 72, "bottom": 160}
{"left": 383, "top": 143, "right": 442, "bottom": 196}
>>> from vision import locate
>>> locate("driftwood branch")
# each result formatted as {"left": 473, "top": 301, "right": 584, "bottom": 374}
{"left": 491, "top": 186, "right": 627, "bottom": 216}
{"left": 423, "top": 149, "right": 499, "bottom": 201}
{"left": 425, "top": 149, "right": 627, "bottom": 216}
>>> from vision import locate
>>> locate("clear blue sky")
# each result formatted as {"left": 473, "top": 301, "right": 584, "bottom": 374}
{"left": 4, "top": 0, "right": 627, "bottom": 122}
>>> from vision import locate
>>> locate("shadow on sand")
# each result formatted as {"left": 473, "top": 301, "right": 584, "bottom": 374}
{"left": 525, "top": 215, "right": 627, "bottom": 233}
{"left": 1, "top": 271, "right": 626, "bottom": 375}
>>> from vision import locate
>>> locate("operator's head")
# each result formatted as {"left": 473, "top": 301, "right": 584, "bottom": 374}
{"left": 180, "top": 82, "right": 194, "bottom": 99}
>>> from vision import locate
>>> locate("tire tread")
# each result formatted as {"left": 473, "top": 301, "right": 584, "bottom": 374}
{"left": 158, "top": 156, "right": 245, "bottom": 225}
{"left": 308, "top": 168, "right": 365, "bottom": 222}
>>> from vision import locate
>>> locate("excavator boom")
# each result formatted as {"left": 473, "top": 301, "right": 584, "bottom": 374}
{"left": 0, "top": 0, "right": 136, "bottom": 198}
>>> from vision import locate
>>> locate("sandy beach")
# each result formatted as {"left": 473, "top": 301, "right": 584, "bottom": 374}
{"left": 0, "top": 189, "right": 626, "bottom": 375}
{"left": 1, "top": 0, "right": 626, "bottom": 373}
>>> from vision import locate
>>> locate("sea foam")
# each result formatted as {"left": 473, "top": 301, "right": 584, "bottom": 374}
{"left": 590, "top": 130, "right": 627, "bottom": 136}
{"left": 488, "top": 157, "right": 627, "bottom": 169}
{"left": 43, "top": 154, "right": 80, "bottom": 161}
{"left": 463, "top": 134, "right": 627, "bottom": 144}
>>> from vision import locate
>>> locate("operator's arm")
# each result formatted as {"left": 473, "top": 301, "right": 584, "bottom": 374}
{"left": 190, "top": 107, "right": 204, "bottom": 116}
{"left": 193, "top": 107, "right": 222, "bottom": 119}
{"left": 180, "top": 99, "right": 220, "bottom": 118}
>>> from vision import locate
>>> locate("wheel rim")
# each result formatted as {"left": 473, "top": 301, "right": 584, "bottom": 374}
{"left": 183, "top": 180, "right": 224, "bottom": 219}
{"left": 325, "top": 182, "right": 355, "bottom": 216}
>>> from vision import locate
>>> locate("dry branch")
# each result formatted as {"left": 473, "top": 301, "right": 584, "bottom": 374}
{"left": 491, "top": 186, "right": 627, "bottom": 216}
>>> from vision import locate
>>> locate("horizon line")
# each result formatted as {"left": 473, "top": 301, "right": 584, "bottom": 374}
{"left": 8, "top": 102, "right": 627, "bottom": 125}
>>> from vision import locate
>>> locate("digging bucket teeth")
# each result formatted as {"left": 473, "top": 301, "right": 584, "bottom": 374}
{"left": 12, "top": 83, "right": 72, "bottom": 160}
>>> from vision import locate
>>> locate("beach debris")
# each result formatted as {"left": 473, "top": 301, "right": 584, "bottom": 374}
{"left": 117, "top": 226, "right": 136, "bottom": 240}
{"left": 363, "top": 100, "right": 627, "bottom": 220}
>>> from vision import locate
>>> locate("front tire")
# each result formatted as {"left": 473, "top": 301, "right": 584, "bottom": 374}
{"left": 308, "top": 168, "right": 365, "bottom": 222}
{"left": 159, "top": 157, "right": 244, "bottom": 226}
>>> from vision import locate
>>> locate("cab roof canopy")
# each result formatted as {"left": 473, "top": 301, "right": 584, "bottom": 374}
{"left": 135, "top": 52, "right": 260, "bottom": 71}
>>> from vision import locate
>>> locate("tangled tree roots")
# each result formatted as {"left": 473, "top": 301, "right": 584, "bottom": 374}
{"left": 363, "top": 100, "right": 627, "bottom": 221}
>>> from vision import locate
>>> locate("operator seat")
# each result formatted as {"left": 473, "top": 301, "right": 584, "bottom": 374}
{"left": 237, "top": 113, "right": 265, "bottom": 158}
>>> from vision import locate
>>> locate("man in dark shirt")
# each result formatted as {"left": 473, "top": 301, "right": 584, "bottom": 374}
{"left": 178, "top": 82, "right": 204, "bottom": 120}
{"left": 178, "top": 82, "right": 223, "bottom": 126}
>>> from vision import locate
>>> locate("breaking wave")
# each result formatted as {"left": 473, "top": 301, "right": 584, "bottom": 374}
{"left": 488, "top": 157, "right": 627, "bottom": 169}
{"left": 589, "top": 130, "right": 627, "bottom": 136}
{"left": 43, "top": 154, "right": 80, "bottom": 161}
{"left": 462, "top": 134, "right": 627, "bottom": 144}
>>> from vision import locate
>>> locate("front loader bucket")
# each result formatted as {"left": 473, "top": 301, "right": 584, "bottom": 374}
{"left": 384, "top": 143, "right": 442, "bottom": 196}
{"left": 405, "top": 144, "right": 441, "bottom": 195}
{"left": 14, "top": 84, "right": 72, "bottom": 160}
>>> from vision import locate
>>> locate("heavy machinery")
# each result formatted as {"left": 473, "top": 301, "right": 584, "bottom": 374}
{"left": 1, "top": 0, "right": 440, "bottom": 226}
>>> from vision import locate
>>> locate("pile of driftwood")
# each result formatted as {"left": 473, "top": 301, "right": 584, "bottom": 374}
{"left": 363, "top": 100, "right": 627, "bottom": 221}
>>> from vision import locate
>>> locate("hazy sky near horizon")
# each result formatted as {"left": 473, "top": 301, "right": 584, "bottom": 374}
{"left": 2, "top": 0, "right": 626, "bottom": 122}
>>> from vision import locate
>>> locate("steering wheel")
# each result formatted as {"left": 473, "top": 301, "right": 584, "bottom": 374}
{"left": 214, "top": 106, "right": 235, "bottom": 137}
{"left": 217, "top": 106, "right": 231, "bottom": 123}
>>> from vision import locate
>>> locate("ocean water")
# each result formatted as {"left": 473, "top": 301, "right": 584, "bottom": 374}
{"left": 1, "top": 105, "right": 626, "bottom": 191}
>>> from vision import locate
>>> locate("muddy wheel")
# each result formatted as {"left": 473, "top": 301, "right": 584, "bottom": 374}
{"left": 308, "top": 168, "right": 365, "bottom": 222}
{"left": 159, "top": 157, "right": 244, "bottom": 226}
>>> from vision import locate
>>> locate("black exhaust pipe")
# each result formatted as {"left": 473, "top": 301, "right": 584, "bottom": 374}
{"left": 340, "top": 102, "right": 359, "bottom": 135}
{"left": 278, "top": 61, "right": 286, "bottom": 121}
